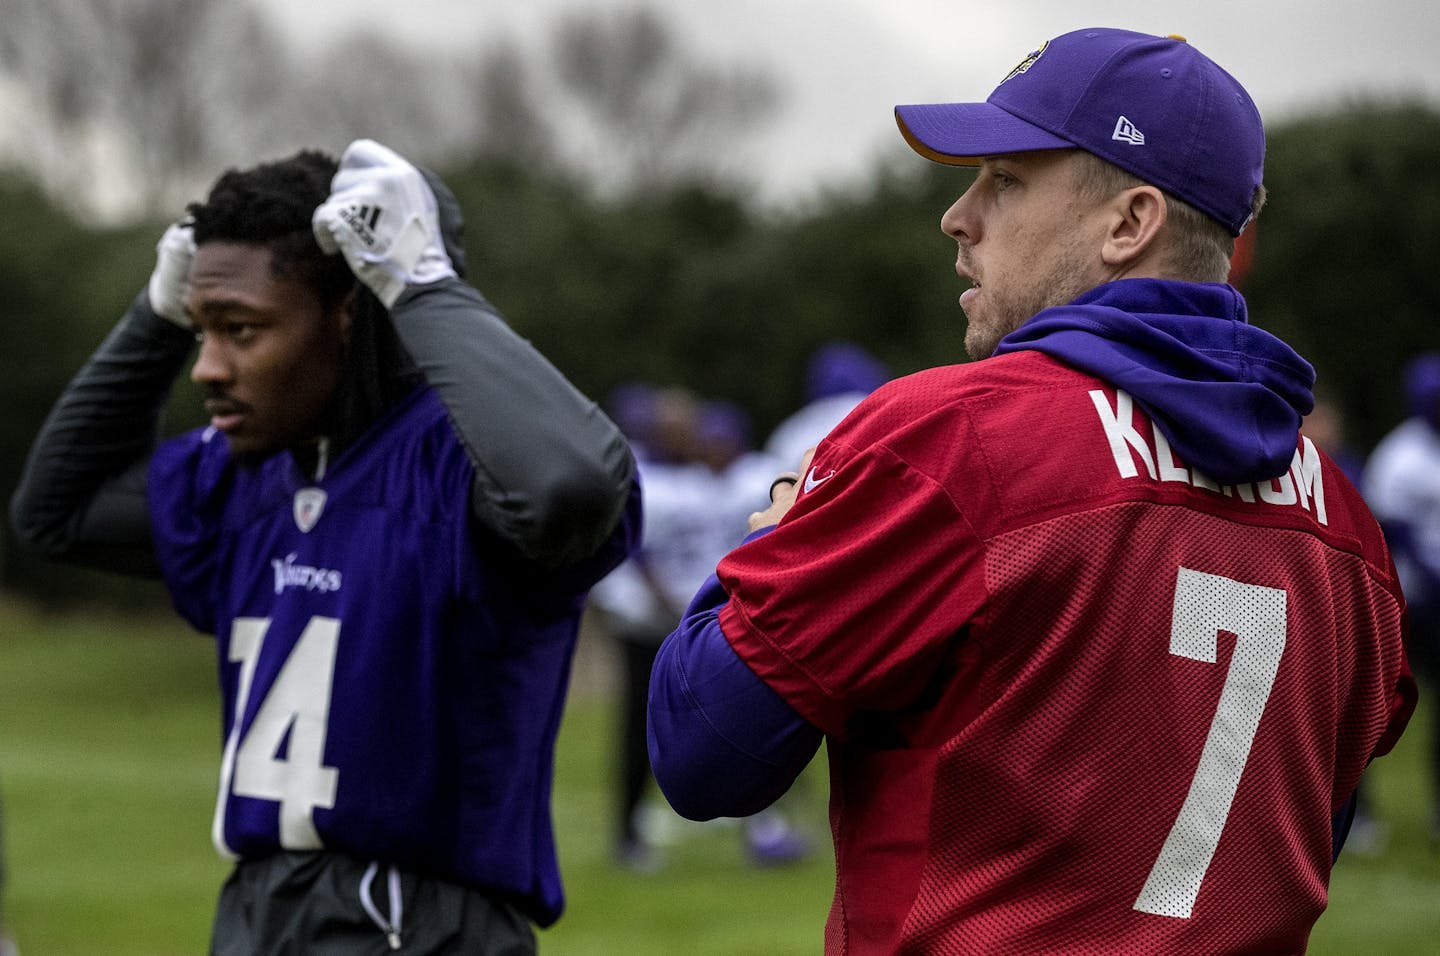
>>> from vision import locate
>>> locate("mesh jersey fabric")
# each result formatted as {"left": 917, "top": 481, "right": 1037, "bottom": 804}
{"left": 715, "top": 351, "right": 1414, "bottom": 955}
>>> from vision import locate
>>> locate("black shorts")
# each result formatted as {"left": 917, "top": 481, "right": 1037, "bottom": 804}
{"left": 210, "top": 852, "right": 536, "bottom": 956}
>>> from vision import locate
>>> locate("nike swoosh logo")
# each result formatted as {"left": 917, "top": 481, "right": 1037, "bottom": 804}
{"left": 803, "top": 466, "right": 836, "bottom": 494}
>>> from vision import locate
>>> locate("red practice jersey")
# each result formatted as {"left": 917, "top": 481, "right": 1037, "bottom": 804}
{"left": 717, "top": 351, "right": 1416, "bottom": 954}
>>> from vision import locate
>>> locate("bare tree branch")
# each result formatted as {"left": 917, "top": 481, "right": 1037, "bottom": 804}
{"left": 547, "top": 5, "right": 780, "bottom": 196}
{"left": 0, "top": 1, "right": 779, "bottom": 218}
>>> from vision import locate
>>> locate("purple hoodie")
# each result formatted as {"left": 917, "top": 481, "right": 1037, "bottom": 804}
{"left": 994, "top": 278, "right": 1314, "bottom": 484}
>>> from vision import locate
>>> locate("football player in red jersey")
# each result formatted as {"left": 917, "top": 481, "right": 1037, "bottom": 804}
{"left": 648, "top": 28, "right": 1417, "bottom": 955}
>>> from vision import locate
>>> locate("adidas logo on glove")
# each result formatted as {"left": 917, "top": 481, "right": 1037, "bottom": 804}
{"left": 311, "top": 139, "right": 458, "bottom": 307}
{"left": 338, "top": 203, "right": 384, "bottom": 249}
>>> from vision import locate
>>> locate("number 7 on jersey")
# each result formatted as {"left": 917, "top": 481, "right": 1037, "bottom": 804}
{"left": 1134, "top": 567, "right": 1287, "bottom": 919}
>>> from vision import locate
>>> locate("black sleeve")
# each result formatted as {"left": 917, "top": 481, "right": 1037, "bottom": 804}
{"left": 8, "top": 292, "right": 195, "bottom": 576}
{"left": 388, "top": 279, "right": 637, "bottom": 569}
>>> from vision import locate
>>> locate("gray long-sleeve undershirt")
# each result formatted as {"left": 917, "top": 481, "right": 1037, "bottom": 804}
{"left": 390, "top": 279, "right": 635, "bottom": 567}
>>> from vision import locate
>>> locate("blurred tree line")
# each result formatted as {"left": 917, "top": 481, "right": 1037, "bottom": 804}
{"left": 1, "top": 0, "right": 1438, "bottom": 604}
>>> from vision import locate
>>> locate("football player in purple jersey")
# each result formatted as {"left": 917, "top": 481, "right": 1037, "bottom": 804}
{"left": 11, "top": 140, "right": 639, "bottom": 954}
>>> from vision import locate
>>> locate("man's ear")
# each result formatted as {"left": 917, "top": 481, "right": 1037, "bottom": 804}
{"left": 1101, "top": 185, "right": 1167, "bottom": 269}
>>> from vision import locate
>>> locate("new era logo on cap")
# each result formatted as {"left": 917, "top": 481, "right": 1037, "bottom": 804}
{"left": 1112, "top": 116, "right": 1145, "bottom": 146}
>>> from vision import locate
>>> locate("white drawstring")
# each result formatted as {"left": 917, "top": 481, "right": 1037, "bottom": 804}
{"left": 359, "top": 861, "right": 404, "bottom": 951}
{"left": 314, "top": 436, "right": 330, "bottom": 483}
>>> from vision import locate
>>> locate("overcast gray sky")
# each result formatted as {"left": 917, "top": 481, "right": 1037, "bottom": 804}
{"left": 258, "top": 0, "right": 1440, "bottom": 204}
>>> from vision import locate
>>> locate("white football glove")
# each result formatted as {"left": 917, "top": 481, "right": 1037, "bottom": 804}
{"left": 311, "top": 139, "right": 457, "bottom": 308}
{"left": 147, "top": 221, "right": 196, "bottom": 326}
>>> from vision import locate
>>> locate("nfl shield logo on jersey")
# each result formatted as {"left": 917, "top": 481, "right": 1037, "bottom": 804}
{"left": 293, "top": 487, "right": 327, "bottom": 533}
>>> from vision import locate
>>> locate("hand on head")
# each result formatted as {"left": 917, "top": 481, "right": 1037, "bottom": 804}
{"left": 311, "top": 139, "right": 457, "bottom": 307}
{"left": 147, "top": 221, "right": 197, "bottom": 326}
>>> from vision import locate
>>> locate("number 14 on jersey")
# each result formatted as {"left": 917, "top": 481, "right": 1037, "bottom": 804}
{"left": 212, "top": 615, "right": 342, "bottom": 856}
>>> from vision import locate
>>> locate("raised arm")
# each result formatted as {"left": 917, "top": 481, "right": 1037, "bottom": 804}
{"left": 8, "top": 227, "right": 198, "bottom": 574}
{"left": 311, "top": 139, "right": 636, "bottom": 568}
{"left": 390, "top": 281, "right": 635, "bottom": 567}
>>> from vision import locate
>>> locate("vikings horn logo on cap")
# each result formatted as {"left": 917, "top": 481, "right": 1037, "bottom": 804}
{"left": 1000, "top": 40, "right": 1049, "bottom": 84}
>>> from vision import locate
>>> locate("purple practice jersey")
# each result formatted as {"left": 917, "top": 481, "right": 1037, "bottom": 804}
{"left": 148, "top": 386, "right": 608, "bottom": 925}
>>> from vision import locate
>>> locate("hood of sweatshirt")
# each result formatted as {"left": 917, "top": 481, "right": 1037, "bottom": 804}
{"left": 993, "top": 278, "right": 1315, "bottom": 484}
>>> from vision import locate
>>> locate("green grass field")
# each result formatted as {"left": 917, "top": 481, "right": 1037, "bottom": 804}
{"left": 0, "top": 596, "right": 1435, "bottom": 955}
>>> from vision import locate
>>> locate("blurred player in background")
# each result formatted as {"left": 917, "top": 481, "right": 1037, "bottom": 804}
{"left": 589, "top": 385, "right": 714, "bottom": 870}
{"left": 763, "top": 341, "right": 889, "bottom": 470}
{"left": 590, "top": 389, "right": 809, "bottom": 869}
{"left": 1364, "top": 352, "right": 1440, "bottom": 843}
{"left": 648, "top": 28, "right": 1416, "bottom": 953}
{"left": 10, "top": 140, "right": 638, "bottom": 954}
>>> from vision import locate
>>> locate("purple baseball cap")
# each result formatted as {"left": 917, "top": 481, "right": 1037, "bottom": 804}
{"left": 895, "top": 28, "right": 1264, "bottom": 236}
